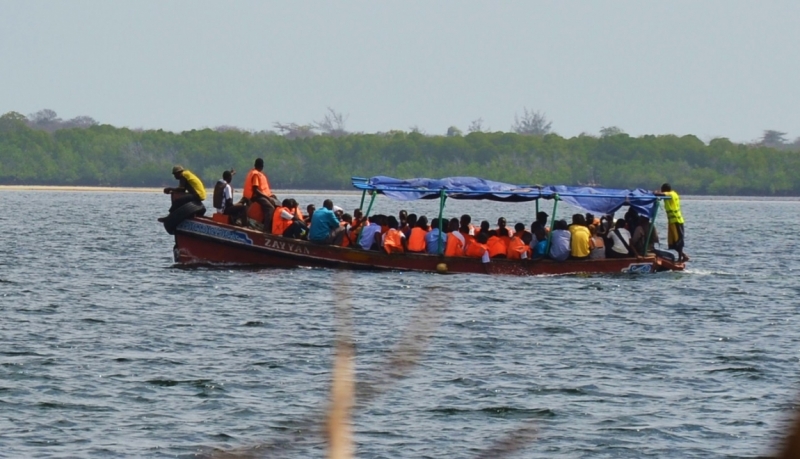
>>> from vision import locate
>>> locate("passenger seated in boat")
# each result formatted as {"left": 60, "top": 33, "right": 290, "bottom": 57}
{"left": 549, "top": 220, "right": 571, "bottom": 262}
{"left": 630, "top": 215, "right": 659, "bottom": 257}
{"left": 568, "top": 214, "right": 591, "bottom": 260}
{"left": 304, "top": 204, "right": 315, "bottom": 226}
{"left": 532, "top": 226, "right": 548, "bottom": 259}
{"left": 213, "top": 170, "right": 234, "bottom": 214}
{"left": 624, "top": 208, "right": 639, "bottom": 236}
{"left": 308, "top": 199, "right": 345, "bottom": 245}
{"left": 398, "top": 210, "right": 408, "bottom": 233}
{"left": 407, "top": 216, "right": 428, "bottom": 253}
{"left": 465, "top": 232, "right": 490, "bottom": 263}
{"left": 444, "top": 218, "right": 466, "bottom": 256}
{"left": 495, "top": 217, "right": 512, "bottom": 237}
{"left": 607, "top": 218, "right": 632, "bottom": 258}
{"left": 535, "top": 211, "right": 550, "bottom": 232}
{"left": 358, "top": 215, "right": 382, "bottom": 251}
{"left": 382, "top": 216, "right": 407, "bottom": 254}
{"left": 340, "top": 213, "right": 355, "bottom": 248}
{"left": 486, "top": 229, "right": 508, "bottom": 258}
{"left": 460, "top": 214, "right": 475, "bottom": 236}
{"left": 403, "top": 214, "right": 417, "bottom": 238}
{"left": 507, "top": 223, "right": 532, "bottom": 260}
{"left": 425, "top": 218, "right": 447, "bottom": 254}
{"left": 243, "top": 158, "right": 279, "bottom": 230}
{"left": 588, "top": 224, "right": 606, "bottom": 259}
{"left": 272, "top": 199, "right": 308, "bottom": 239}
{"left": 162, "top": 165, "right": 206, "bottom": 213}
{"left": 478, "top": 220, "right": 491, "bottom": 239}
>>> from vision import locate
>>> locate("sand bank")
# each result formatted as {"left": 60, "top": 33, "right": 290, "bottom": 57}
{"left": 0, "top": 185, "right": 359, "bottom": 195}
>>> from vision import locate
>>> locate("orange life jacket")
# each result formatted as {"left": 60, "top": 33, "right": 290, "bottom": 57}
{"left": 383, "top": 228, "right": 404, "bottom": 254}
{"left": 486, "top": 236, "right": 510, "bottom": 258}
{"left": 507, "top": 236, "right": 531, "bottom": 260}
{"left": 407, "top": 227, "right": 428, "bottom": 252}
{"left": 247, "top": 201, "right": 264, "bottom": 223}
{"left": 444, "top": 232, "right": 465, "bottom": 257}
{"left": 464, "top": 240, "right": 487, "bottom": 258}
{"left": 271, "top": 207, "right": 293, "bottom": 235}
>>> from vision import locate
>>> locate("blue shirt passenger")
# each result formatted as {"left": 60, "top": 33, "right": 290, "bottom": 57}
{"left": 548, "top": 229, "right": 571, "bottom": 262}
{"left": 358, "top": 222, "right": 381, "bottom": 250}
{"left": 425, "top": 228, "right": 447, "bottom": 254}
{"left": 309, "top": 206, "right": 341, "bottom": 242}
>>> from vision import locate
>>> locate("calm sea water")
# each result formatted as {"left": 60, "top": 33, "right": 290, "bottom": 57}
{"left": 1, "top": 190, "right": 799, "bottom": 458}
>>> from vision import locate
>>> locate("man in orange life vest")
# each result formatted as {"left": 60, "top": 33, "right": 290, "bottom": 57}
{"left": 243, "top": 158, "right": 279, "bottom": 230}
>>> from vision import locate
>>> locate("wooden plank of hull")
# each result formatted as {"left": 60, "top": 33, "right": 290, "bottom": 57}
{"left": 172, "top": 217, "right": 682, "bottom": 275}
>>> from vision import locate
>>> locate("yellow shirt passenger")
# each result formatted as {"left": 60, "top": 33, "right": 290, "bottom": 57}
{"left": 569, "top": 224, "right": 591, "bottom": 258}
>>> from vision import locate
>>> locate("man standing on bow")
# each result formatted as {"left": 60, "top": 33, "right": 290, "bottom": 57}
{"left": 655, "top": 183, "right": 689, "bottom": 262}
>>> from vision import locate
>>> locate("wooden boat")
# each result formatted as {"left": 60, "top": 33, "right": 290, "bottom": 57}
{"left": 165, "top": 176, "right": 685, "bottom": 275}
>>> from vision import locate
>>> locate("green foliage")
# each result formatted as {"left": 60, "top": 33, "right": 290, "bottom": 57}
{"left": 0, "top": 112, "right": 798, "bottom": 195}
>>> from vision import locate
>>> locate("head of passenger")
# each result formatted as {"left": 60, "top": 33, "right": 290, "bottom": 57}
{"left": 333, "top": 206, "right": 344, "bottom": 218}
{"left": 460, "top": 214, "right": 472, "bottom": 227}
{"left": 589, "top": 224, "right": 598, "bottom": 235}
{"left": 307, "top": 204, "right": 316, "bottom": 218}
{"left": 288, "top": 198, "right": 299, "bottom": 210}
{"left": 531, "top": 221, "right": 544, "bottom": 233}
{"left": 480, "top": 220, "right": 490, "bottom": 235}
{"left": 342, "top": 213, "right": 353, "bottom": 224}
{"left": 555, "top": 219, "right": 569, "bottom": 231}
{"left": 222, "top": 170, "right": 233, "bottom": 183}
{"left": 448, "top": 218, "right": 460, "bottom": 233}
{"left": 323, "top": 199, "right": 334, "bottom": 211}
{"left": 615, "top": 218, "right": 627, "bottom": 229}
{"left": 430, "top": 218, "right": 439, "bottom": 231}
{"left": 254, "top": 158, "right": 264, "bottom": 171}
{"left": 497, "top": 217, "right": 507, "bottom": 229}
{"left": 661, "top": 183, "right": 671, "bottom": 192}
{"left": 536, "top": 211, "right": 549, "bottom": 226}
{"left": 387, "top": 215, "right": 400, "bottom": 230}
{"left": 399, "top": 210, "right": 408, "bottom": 224}
{"left": 534, "top": 227, "right": 546, "bottom": 241}
{"left": 572, "top": 214, "right": 586, "bottom": 226}
{"left": 497, "top": 217, "right": 510, "bottom": 237}
{"left": 407, "top": 213, "right": 417, "bottom": 229}
{"left": 376, "top": 215, "right": 388, "bottom": 227}
{"left": 417, "top": 216, "right": 428, "bottom": 229}
{"left": 281, "top": 198, "right": 291, "bottom": 208}
{"left": 585, "top": 213, "right": 595, "bottom": 225}
{"left": 354, "top": 208, "right": 363, "bottom": 220}
{"left": 476, "top": 232, "right": 489, "bottom": 244}
{"left": 514, "top": 222, "right": 525, "bottom": 235}
{"left": 521, "top": 232, "right": 533, "bottom": 245}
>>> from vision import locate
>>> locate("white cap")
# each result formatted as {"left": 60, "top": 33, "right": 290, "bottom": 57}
{"left": 333, "top": 205, "right": 343, "bottom": 212}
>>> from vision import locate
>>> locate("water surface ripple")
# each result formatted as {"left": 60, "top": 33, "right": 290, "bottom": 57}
{"left": 1, "top": 191, "right": 798, "bottom": 458}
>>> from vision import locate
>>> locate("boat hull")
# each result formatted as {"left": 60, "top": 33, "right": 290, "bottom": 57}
{"left": 171, "top": 217, "right": 684, "bottom": 275}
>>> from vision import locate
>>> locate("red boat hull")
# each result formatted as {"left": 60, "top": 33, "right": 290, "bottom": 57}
{"left": 171, "top": 217, "right": 684, "bottom": 275}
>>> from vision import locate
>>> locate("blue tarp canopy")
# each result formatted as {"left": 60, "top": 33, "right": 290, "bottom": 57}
{"left": 352, "top": 176, "right": 666, "bottom": 218}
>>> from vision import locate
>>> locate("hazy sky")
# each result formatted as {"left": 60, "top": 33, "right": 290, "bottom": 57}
{"left": 2, "top": 1, "right": 798, "bottom": 142}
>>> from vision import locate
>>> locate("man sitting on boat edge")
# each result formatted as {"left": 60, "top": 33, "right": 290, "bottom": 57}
{"left": 308, "top": 199, "right": 346, "bottom": 245}
{"left": 160, "top": 165, "right": 206, "bottom": 218}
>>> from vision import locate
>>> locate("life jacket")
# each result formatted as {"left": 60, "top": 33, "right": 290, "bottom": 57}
{"left": 444, "top": 232, "right": 465, "bottom": 257}
{"left": 340, "top": 223, "right": 353, "bottom": 248}
{"left": 464, "top": 240, "right": 487, "bottom": 258}
{"left": 272, "top": 207, "right": 293, "bottom": 235}
{"left": 486, "top": 236, "right": 510, "bottom": 258}
{"left": 407, "top": 227, "right": 428, "bottom": 252}
{"left": 247, "top": 200, "right": 264, "bottom": 223}
{"left": 507, "top": 236, "right": 531, "bottom": 260}
{"left": 383, "top": 228, "right": 404, "bottom": 254}
{"left": 213, "top": 180, "right": 227, "bottom": 209}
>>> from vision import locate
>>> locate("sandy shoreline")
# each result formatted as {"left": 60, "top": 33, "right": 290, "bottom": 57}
{"left": 0, "top": 185, "right": 359, "bottom": 195}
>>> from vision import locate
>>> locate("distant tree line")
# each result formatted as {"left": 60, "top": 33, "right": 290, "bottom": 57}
{"left": 1, "top": 109, "right": 799, "bottom": 195}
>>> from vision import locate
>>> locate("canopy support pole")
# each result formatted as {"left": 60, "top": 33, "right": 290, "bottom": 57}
{"left": 643, "top": 198, "right": 660, "bottom": 257}
{"left": 535, "top": 200, "right": 539, "bottom": 215}
{"left": 359, "top": 189, "right": 366, "bottom": 210}
{"left": 437, "top": 189, "right": 446, "bottom": 255}
{"left": 543, "top": 195, "right": 559, "bottom": 257}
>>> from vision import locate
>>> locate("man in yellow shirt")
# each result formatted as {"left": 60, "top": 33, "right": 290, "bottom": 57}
{"left": 162, "top": 165, "right": 206, "bottom": 213}
{"left": 655, "top": 183, "right": 689, "bottom": 262}
{"left": 568, "top": 214, "right": 591, "bottom": 260}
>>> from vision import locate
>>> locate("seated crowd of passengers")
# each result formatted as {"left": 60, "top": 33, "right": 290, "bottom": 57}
{"left": 234, "top": 194, "right": 659, "bottom": 261}
{"left": 170, "top": 161, "right": 659, "bottom": 261}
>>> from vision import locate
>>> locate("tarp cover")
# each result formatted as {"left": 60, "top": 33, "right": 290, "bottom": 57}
{"left": 352, "top": 176, "right": 663, "bottom": 217}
